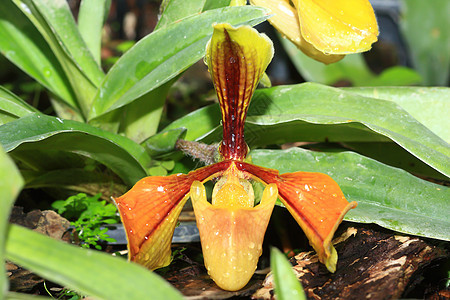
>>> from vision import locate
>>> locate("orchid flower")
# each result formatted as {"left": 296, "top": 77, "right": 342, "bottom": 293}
{"left": 249, "top": 0, "right": 379, "bottom": 64}
{"left": 115, "top": 23, "right": 357, "bottom": 291}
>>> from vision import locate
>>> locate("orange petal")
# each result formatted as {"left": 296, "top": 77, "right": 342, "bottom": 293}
{"left": 294, "top": 0, "right": 379, "bottom": 54}
{"left": 276, "top": 172, "right": 357, "bottom": 272}
{"left": 114, "top": 161, "right": 232, "bottom": 270}
{"left": 250, "top": 0, "right": 344, "bottom": 64}
{"left": 206, "top": 23, "right": 274, "bottom": 160}
{"left": 235, "top": 161, "right": 356, "bottom": 272}
{"left": 190, "top": 180, "right": 278, "bottom": 291}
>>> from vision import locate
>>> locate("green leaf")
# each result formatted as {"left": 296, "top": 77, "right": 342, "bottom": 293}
{"left": 142, "top": 128, "right": 187, "bottom": 157}
{"left": 0, "top": 113, "right": 150, "bottom": 185}
{"left": 13, "top": 0, "right": 104, "bottom": 115}
{"left": 5, "top": 224, "right": 183, "bottom": 300}
{"left": 0, "top": 0, "right": 77, "bottom": 107}
{"left": 345, "top": 86, "right": 450, "bottom": 144}
{"left": 17, "top": 0, "right": 104, "bottom": 85}
{"left": 400, "top": 0, "right": 450, "bottom": 86}
{"left": 156, "top": 0, "right": 206, "bottom": 30}
{"left": 78, "top": 0, "right": 111, "bottom": 64}
{"left": 203, "top": 0, "right": 231, "bottom": 10}
{"left": 281, "top": 37, "right": 421, "bottom": 86}
{"left": 366, "top": 66, "right": 422, "bottom": 86}
{"left": 162, "top": 104, "right": 221, "bottom": 141}
{"left": 119, "top": 79, "right": 175, "bottom": 143}
{"left": 88, "top": 5, "right": 269, "bottom": 120}
{"left": 270, "top": 248, "right": 306, "bottom": 300}
{"left": 251, "top": 148, "right": 450, "bottom": 241}
{"left": 341, "top": 142, "right": 447, "bottom": 180}
{"left": 166, "top": 83, "right": 450, "bottom": 177}
{"left": 0, "top": 86, "right": 38, "bottom": 125}
{"left": 0, "top": 146, "right": 24, "bottom": 298}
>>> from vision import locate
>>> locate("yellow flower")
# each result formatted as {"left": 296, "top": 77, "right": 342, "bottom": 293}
{"left": 115, "top": 24, "right": 356, "bottom": 291}
{"left": 249, "top": 0, "right": 379, "bottom": 63}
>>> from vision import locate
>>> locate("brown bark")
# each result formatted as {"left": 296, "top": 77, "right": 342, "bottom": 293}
{"left": 253, "top": 226, "right": 447, "bottom": 300}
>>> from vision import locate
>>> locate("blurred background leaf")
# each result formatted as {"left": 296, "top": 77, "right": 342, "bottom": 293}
{"left": 399, "top": 0, "right": 450, "bottom": 86}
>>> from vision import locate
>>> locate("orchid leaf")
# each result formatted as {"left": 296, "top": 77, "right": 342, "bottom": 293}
{"left": 78, "top": 0, "right": 111, "bottom": 64}
{"left": 345, "top": 86, "right": 450, "bottom": 143}
{"left": 270, "top": 248, "right": 306, "bottom": 300}
{"left": 251, "top": 147, "right": 450, "bottom": 241}
{"left": 0, "top": 0, "right": 77, "bottom": 107}
{"left": 119, "top": 78, "right": 175, "bottom": 143}
{"left": 0, "top": 87, "right": 38, "bottom": 125}
{"left": 163, "top": 83, "right": 450, "bottom": 177}
{"left": 5, "top": 224, "right": 183, "bottom": 300}
{"left": 0, "top": 113, "right": 150, "bottom": 185}
{"left": 142, "top": 128, "right": 187, "bottom": 157}
{"left": 88, "top": 5, "right": 269, "bottom": 120}
{"left": 156, "top": 0, "right": 206, "bottom": 30}
{"left": 13, "top": 0, "right": 103, "bottom": 115}
{"left": 0, "top": 147, "right": 23, "bottom": 298}
{"left": 400, "top": 0, "right": 450, "bottom": 86}
{"left": 203, "top": 0, "right": 231, "bottom": 11}
{"left": 15, "top": 0, "right": 104, "bottom": 85}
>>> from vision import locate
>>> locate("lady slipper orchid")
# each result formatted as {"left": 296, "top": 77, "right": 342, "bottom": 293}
{"left": 115, "top": 23, "right": 357, "bottom": 291}
{"left": 249, "top": 0, "right": 379, "bottom": 64}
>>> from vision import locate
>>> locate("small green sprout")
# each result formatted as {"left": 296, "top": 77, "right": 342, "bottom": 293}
{"left": 52, "top": 193, "right": 120, "bottom": 250}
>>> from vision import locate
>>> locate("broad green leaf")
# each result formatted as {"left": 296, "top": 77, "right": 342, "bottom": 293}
{"left": 78, "top": 0, "right": 111, "bottom": 64}
{"left": 345, "top": 86, "right": 450, "bottom": 143}
{"left": 88, "top": 5, "right": 269, "bottom": 120}
{"left": 203, "top": 0, "right": 231, "bottom": 11}
{"left": 282, "top": 37, "right": 421, "bottom": 86}
{"left": 0, "top": 86, "right": 38, "bottom": 125}
{"left": 156, "top": 0, "right": 206, "bottom": 30}
{"left": 366, "top": 66, "right": 422, "bottom": 87}
{"left": 0, "top": 0, "right": 77, "bottom": 107}
{"left": 400, "top": 0, "right": 450, "bottom": 86}
{"left": 252, "top": 147, "right": 450, "bottom": 241}
{"left": 6, "top": 224, "right": 183, "bottom": 300}
{"left": 17, "top": 0, "right": 104, "bottom": 85}
{"left": 0, "top": 147, "right": 23, "bottom": 297}
{"left": 13, "top": 0, "right": 103, "bottom": 115}
{"left": 142, "top": 128, "right": 187, "bottom": 157}
{"left": 0, "top": 113, "right": 150, "bottom": 185}
{"left": 164, "top": 83, "right": 450, "bottom": 177}
{"left": 120, "top": 78, "right": 175, "bottom": 143}
{"left": 162, "top": 104, "right": 221, "bottom": 141}
{"left": 342, "top": 142, "right": 447, "bottom": 180}
{"left": 270, "top": 248, "right": 306, "bottom": 300}
{"left": 50, "top": 98, "right": 85, "bottom": 122}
